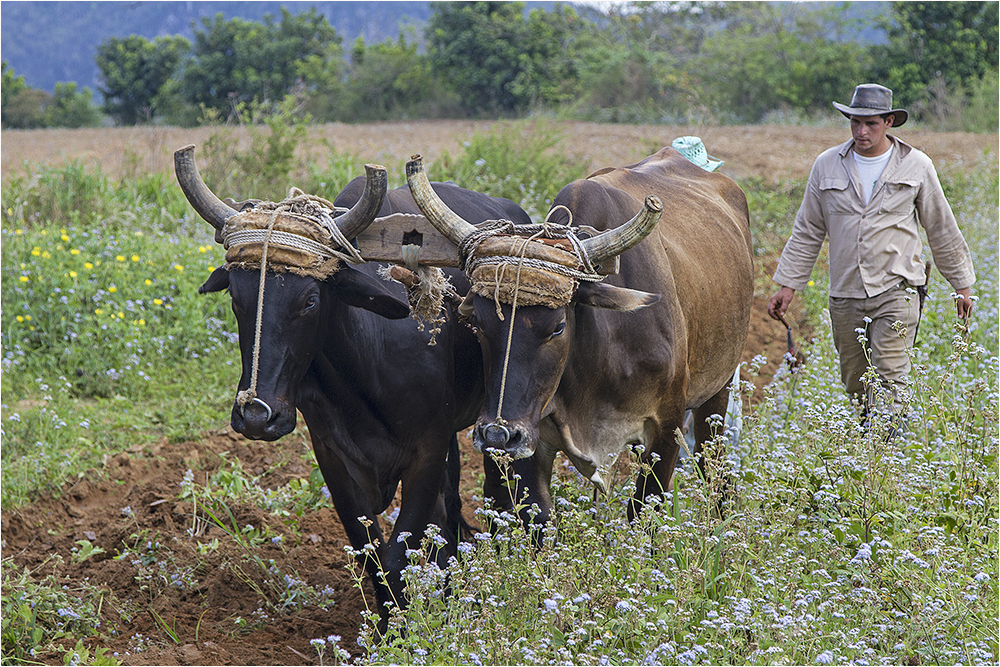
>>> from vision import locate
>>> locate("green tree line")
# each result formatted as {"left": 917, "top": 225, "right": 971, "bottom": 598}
{"left": 2, "top": 1, "right": 997, "bottom": 132}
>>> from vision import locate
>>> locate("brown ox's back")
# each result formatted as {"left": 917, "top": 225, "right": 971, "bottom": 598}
{"left": 581, "top": 146, "right": 753, "bottom": 406}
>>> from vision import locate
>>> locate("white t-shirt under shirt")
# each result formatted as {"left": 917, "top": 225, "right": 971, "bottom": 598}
{"left": 853, "top": 144, "right": 894, "bottom": 204}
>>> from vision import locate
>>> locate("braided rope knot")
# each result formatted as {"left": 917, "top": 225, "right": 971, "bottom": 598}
{"left": 458, "top": 217, "right": 606, "bottom": 309}
{"left": 221, "top": 188, "right": 363, "bottom": 279}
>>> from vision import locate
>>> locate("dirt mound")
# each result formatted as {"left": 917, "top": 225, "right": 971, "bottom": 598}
{"left": 2, "top": 429, "right": 370, "bottom": 665}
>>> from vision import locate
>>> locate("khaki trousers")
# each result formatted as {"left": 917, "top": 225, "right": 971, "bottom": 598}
{"left": 829, "top": 282, "right": 920, "bottom": 415}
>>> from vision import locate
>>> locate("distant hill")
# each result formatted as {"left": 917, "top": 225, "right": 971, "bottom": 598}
{"left": 2, "top": 1, "right": 885, "bottom": 100}
{"left": 1, "top": 1, "right": 439, "bottom": 96}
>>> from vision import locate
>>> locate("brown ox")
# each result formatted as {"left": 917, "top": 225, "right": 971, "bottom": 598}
{"left": 407, "top": 147, "right": 753, "bottom": 524}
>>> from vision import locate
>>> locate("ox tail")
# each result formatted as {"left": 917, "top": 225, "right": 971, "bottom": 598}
{"left": 445, "top": 433, "right": 476, "bottom": 543}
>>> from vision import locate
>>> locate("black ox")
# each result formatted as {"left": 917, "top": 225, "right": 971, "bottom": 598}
{"left": 174, "top": 146, "right": 530, "bottom": 629}
{"left": 407, "top": 148, "right": 753, "bottom": 526}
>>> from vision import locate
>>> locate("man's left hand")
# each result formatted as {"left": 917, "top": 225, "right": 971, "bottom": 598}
{"left": 955, "top": 287, "right": 975, "bottom": 319}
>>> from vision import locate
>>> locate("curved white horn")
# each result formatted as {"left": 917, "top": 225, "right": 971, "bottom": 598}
{"left": 578, "top": 195, "right": 662, "bottom": 263}
{"left": 405, "top": 155, "right": 478, "bottom": 246}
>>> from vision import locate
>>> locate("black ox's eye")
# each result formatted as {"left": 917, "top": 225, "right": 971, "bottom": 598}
{"left": 550, "top": 321, "right": 566, "bottom": 338}
{"left": 302, "top": 295, "right": 320, "bottom": 313}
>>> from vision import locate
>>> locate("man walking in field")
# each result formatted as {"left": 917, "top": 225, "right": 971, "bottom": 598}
{"left": 767, "top": 83, "right": 976, "bottom": 433}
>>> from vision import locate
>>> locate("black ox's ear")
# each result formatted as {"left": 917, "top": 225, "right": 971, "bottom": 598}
{"left": 575, "top": 281, "right": 661, "bottom": 312}
{"left": 199, "top": 266, "right": 230, "bottom": 294}
{"left": 330, "top": 266, "right": 411, "bottom": 319}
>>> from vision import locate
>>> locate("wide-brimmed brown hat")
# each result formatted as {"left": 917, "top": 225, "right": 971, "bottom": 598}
{"left": 832, "top": 83, "right": 908, "bottom": 127}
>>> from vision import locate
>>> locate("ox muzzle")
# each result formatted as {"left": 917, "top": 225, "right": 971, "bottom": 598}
{"left": 473, "top": 420, "right": 535, "bottom": 460}
{"left": 231, "top": 395, "right": 296, "bottom": 441}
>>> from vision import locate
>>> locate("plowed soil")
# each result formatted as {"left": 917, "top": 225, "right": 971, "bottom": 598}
{"left": 2, "top": 121, "right": 994, "bottom": 665}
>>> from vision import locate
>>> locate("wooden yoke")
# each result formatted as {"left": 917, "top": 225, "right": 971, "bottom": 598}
{"left": 354, "top": 212, "right": 462, "bottom": 268}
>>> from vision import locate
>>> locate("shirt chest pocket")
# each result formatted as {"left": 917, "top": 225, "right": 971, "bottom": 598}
{"left": 819, "top": 177, "right": 853, "bottom": 215}
{"left": 878, "top": 179, "right": 919, "bottom": 214}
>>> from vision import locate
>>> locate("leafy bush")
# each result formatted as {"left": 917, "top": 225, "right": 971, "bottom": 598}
{"left": 432, "top": 119, "right": 580, "bottom": 218}
{"left": 197, "top": 98, "right": 310, "bottom": 203}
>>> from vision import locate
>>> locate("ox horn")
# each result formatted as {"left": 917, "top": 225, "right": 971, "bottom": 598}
{"left": 174, "top": 144, "right": 238, "bottom": 232}
{"left": 334, "top": 163, "right": 388, "bottom": 240}
{"left": 406, "top": 155, "right": 478, "bottom": 245}
{"left": 175, "top": 145, "right": 388, "bottom": 242}
{"left": 578, "top": 195, "right": 663, "bottom": 264}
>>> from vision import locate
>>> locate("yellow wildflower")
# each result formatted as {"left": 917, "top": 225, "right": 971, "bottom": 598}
{"left": 71, "top": 248, "right": 81, "bottom": 255}
{"left": 69, "top": 271, "right": 78, "bottom": 278}
{"left": 19, "top": 276, "right": 28, "bottom": 283}
{"left": 109, "top": 286, "right": 117, "bottom": 293}
{"left": 95, "top": 308, "right": 104, "bottom": 315}
{"left": 85, "top": 262, "right": 94, "bottom": 270}
{"left": 145, "top": 279, "right": 152, "bottom": 286}
{"left": 116, "top": 255, "right": 126, "bottom": 262}
{"left": 61, "top": 234, "right": 70, "bottom": 242}
{"left": 153, "top": 299, "right": 163, "bottom": 306}
{"left": 174, "top": 264, "right": 184, "bottom": 272}
{"left": 16, "top": 315, "right": 24, "bottom": 323}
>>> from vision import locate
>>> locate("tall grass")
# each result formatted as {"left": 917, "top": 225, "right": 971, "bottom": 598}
{"left": 431, "top": 119, "right": 581, "bottom": 218}
{"left": 1, "top": 160, "right": 237, "bottom": 506}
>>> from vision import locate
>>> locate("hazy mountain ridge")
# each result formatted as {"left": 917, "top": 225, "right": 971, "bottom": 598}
{"left": 1, "top": 1, "right": 437, "bottom": 95}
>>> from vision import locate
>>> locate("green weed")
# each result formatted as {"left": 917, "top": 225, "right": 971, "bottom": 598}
{"left": 432, "top": 119, "right": 580, "bottom": 218}
{"left": 0, "top": 555, "right": 119, "bottom": 665}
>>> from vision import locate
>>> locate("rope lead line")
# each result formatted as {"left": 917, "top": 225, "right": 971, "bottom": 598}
{"left": 493, "top": 207, "right": 584, "bottom": 427}
{"left": 236, "top": 210, "right": 278, "bottom": 415}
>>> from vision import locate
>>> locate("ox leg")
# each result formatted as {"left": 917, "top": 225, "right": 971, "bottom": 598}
{"left": 388, "top": 440, "right": 457, "bottom": 593}
{"left": 308, "top": 440, "right": 397, "bottom": 634}
{"left": 441, "top": 433, "right": 474, "bottom": 550}
{"left": 483, "top": 453, "right": 552, "bottom": 546}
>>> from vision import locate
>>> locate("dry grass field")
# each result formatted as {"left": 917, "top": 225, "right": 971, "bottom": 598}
{"left": 2, "top": 120, "right": 995, "bottom": 184}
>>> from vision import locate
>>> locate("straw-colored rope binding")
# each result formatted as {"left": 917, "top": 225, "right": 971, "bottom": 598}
{"left": 222, "top": 187, "right": 363, "bottom": 279}
{"left": 458, "top": 208, "right": 607, "bottom": 311}
{"left": 221, "top": 187, "right": 365, "bottom": 413}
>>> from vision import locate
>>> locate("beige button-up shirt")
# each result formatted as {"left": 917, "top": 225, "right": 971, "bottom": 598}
{"left": 773, "top": 136, "right": 976, "bottom": 298}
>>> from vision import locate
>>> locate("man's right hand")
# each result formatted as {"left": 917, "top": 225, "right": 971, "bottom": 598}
{"left": 768, "top": 286, "right": 796, "bottom": 321}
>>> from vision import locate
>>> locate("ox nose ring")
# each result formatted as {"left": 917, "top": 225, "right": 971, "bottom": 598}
{"left": 240, "top": 397, "right": 273, "bottom": 422}
{"left": 483, "top": 423, "right": 511, "bottom": 446}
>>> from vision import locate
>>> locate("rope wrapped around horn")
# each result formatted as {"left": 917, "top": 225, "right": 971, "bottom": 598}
{"left": 405, "top": 154, "right": 663, "bottom": 308}
{"left": 174, "top": 145, "right": 388, "bottom": 278}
